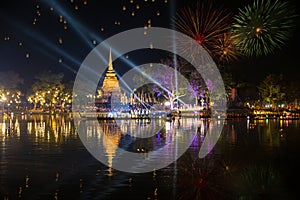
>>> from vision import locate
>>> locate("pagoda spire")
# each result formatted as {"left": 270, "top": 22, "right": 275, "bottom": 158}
{"left": 105, "top": 48, "right": 116, "bottom": 77}
{"left": 108, "top": 48, "right": 113, "bottom": 72}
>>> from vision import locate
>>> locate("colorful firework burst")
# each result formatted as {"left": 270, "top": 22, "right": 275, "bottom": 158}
{"left": 212, "top": 32, "right": 242, "bottom": 64}
{"left": 175, "top": 0, "right": 232, "bottom": 61}
{"left": 232, "top": 0, "right": 297, "bottom": 57}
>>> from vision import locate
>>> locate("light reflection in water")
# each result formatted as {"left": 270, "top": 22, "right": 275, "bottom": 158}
{"left": 79, "top": 118, "right": 207, "bottom": 174}
{"left": 0, "top": 115, "right": 293, "bottom": 157}
{"left": 0, "top": 115, "right": 299, "bottom": 199}
{"left": 0, "top": 114, "right": 76, "bottom": 143}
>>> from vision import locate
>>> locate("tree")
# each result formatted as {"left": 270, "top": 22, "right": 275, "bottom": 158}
{"left": 132, "top": 59, "right": 192, "bottom": 110}
{"left": 258, "top": 74, "right": 285, "bottom": 109}
{"left": 62, "top": 80, "right": 74, "bottom": 108}
{"left": 285, "top": 80, "right": 300, "bottom": 108}
{"left": 220, "top": 68, "right": 252, "bottom": 107}
{"left": 188, "top": 70, "right": 207, "bottom": 106}
{"left": 27, "top": 71, "right": 65, "bottom": 110}
{"left": 0, "top": 71, "right": 24, "bottom": 111}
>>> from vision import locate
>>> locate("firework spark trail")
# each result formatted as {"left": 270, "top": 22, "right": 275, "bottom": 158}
{"left": 212, "top": 32, "right": 242, "bottom": 64}
{"left": 174, "top": 0, "right": 233, "bottom": 63}
{"left": 232, "top": 0, "right": 297, "bottom": 57}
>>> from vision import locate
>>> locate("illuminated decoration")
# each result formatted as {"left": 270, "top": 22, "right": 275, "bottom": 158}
{"left": 4, "top": 36, "right": 10, "bottom": 41}
{"left": 97, "top": 49, "right": 122, "bottom": 107}
{"left": 120, "top": 0, "right": 166, "bottom": 19}
{"left": 58, "top": 37, "right": 63, "bottom": 44}
{"left": 32, "top": 3, "right": 42, "bottom": 26}
{"left": 164, "top": 101, "right": 171, "bottom": 106}
{"left": 0, "top": 89, "right": 22, "bottom": 113}
{"left": 232, "top": 0, "right": 297, "bottom": 57}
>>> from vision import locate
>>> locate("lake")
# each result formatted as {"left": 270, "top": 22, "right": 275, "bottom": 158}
{"left": 1, "top": 114, "right": 299, "bottom": 199}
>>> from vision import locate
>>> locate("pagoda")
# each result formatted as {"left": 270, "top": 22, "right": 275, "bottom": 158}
{"left": 97, "top": 49, "right": 122, "bottom": 107}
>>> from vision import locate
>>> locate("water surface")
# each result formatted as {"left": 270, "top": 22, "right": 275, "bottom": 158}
{"left": 1, "top": 114, "right": 299, "bottom": 199}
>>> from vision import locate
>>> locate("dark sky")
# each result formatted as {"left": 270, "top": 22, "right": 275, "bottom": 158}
{"left": 0, "top": 0, "right": 299, "bottom": 88}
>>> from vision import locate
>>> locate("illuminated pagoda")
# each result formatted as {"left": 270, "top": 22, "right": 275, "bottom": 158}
{"left": 96, "top": 49, "right": 127, "bottom": 109}
{"left": 102, "top": 49, "right": 121, "bottom": 96}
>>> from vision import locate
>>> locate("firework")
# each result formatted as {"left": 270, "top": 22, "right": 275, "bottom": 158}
{"left": 232, "top": 0, "right": 297, "bottom": 57}
{"left": 175, "top": 0, "right": 232, "bottom": 58}
{"left": 212, "top": 32, "right": 242, "bottom": 64}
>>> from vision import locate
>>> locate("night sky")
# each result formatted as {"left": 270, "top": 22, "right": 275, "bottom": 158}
{"left": 0, "top": 0, "right": 299, "bottom": 89}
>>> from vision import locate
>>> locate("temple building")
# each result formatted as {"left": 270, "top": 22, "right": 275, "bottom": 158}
{"left": 96, "top": 49, "right": 128, "bottom": 109}
{"left": 102, "top": 49, "right": 121, "bottom": 96}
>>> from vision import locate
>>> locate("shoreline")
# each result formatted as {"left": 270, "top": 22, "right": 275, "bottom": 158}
{"left": 3, "top": 108, "right": 300, "bottom": 120}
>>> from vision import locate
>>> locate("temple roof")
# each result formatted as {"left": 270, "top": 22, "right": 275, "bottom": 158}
{"left": 101, "top": 48, "right": 121, "bottom": 95}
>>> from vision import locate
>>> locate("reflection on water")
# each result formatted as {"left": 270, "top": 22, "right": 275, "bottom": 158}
{"left": 78, "top": 118, "right": 208, "bottom": 174}
{"left": 0, "top": 114, "right": 76, "bottom": 142}
{"left": 0, "top": 114, "right": 299, "bottom": 199}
